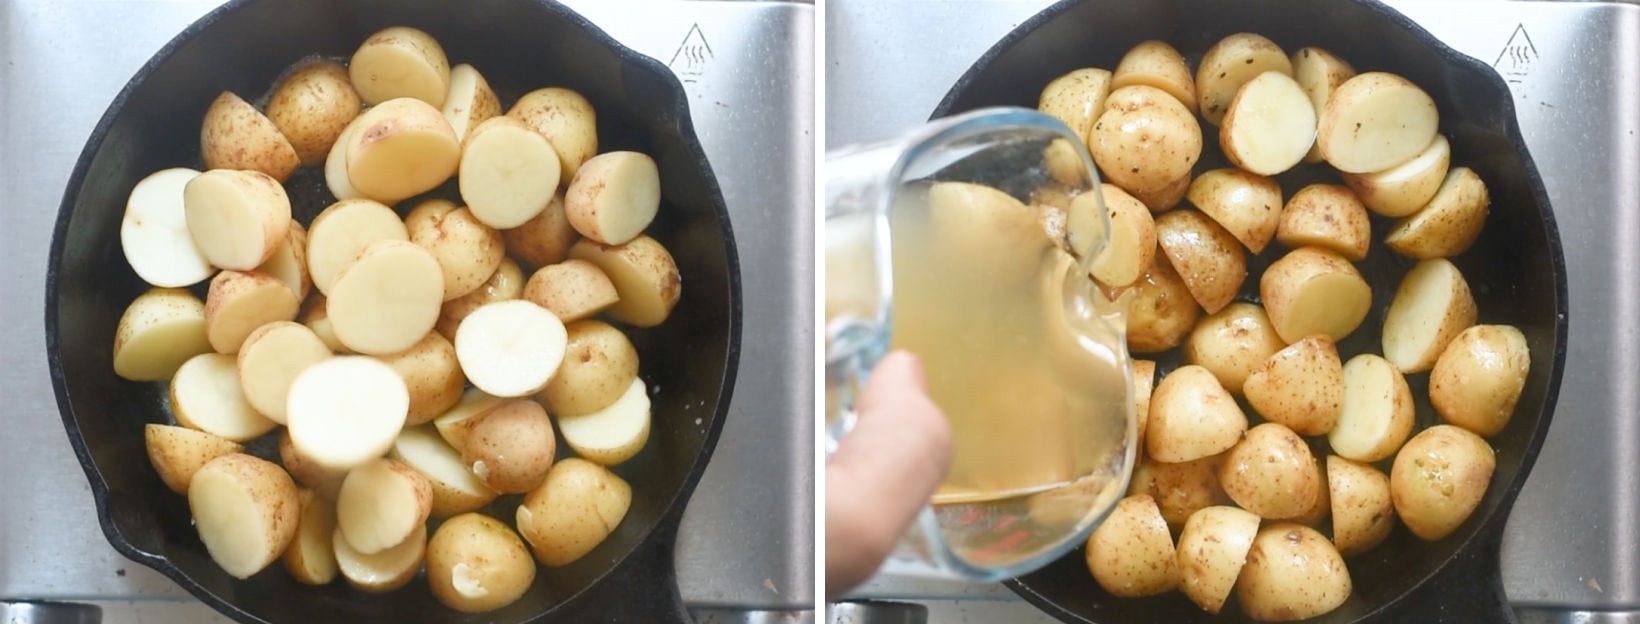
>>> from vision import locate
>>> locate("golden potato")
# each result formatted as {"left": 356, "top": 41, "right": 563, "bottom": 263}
{"left": 1088, "top": 185, "right": 1157, "bottom": 289}
{"left": 1236, "top": 524, "right": 1351, "bottom": 621}
{"left": 1391, "top": 425, "right": 1495, "bottom": 540}
{"left": 1292, "top": 47, "right": 1357, "bottom": 164}
{"left": 170, "top": 353, "right": 278, "bottom": 442}
{"left": 1185, "top": 168, "right": 1282, "bottom": 254}
{"left": 1126, "top": 453, "right": 1226, "bottom": 529}
{"left": 565, "top": 151, "right": 661, "bottom": 246}
{"left": 1038, "top": 68, "right": 1113, "bottom": 144}
{"left": 503, "top": 194, "right": 579, "bottom": 268}
{"left": 1084, "top": 494, "right": 1180, "bottom": 597}
{"left": 1218, "top": 422, "right": 1319, "bottom": 520}
{"left": 1385, "top": 166, "right": 1490, "bottom": 259}
{"left": 113, "top": 287, "right": 213, "bottom": 382}
{"left": 199, "top": 91, "right": 299, "bottom": 182}
{"left": 1329, "top": 353, "right": 1415, "bottom": 463}
{"left": 1382, "top": 258, "right": 1477, "bottom": 374}
{"left": 523, "top": 259, "right": 619, "bottom": 323}
{"left": 1131, "top": 359, "right": 1156, "bottom": 451}
{"left": 282, "top": 488, "right": 338, "bottom": 586}
{"left": 1342, "top": 135, "right": 1450, "bottom": 218}
{"left": 1183, "top": 302, "right": 1285, "bottom": 396}
{"left": 442, "top": 63, "right": 501, "bottom": 144}
{"left": 1219, "top": 71, "right": 1316, "bottom": 176}
{"left": 1260, "top": 246, "right": 1371, "bottom": 344}
{"left": 406, "top": 199, "right": 506, "bottom": 301}
{"left": 1147, "top": 365, "right": 1247, "bottom": 463}
{"left": 1176, "top": 505, "right": 1260, "bottom": 614}
{"left": 349, "top": 26, "right": 450, "bottom": 107}
{"left": 1292, "top": 456, "right": 1332, "bottom": 528}
{"left": 306, "top": 198, "right": 407, "bottom": 296}
{"left": 257, "top": 220, "right": 310, "bottom": 301}
{"left": 1112, "top": 40, "right": 1196, "bottom": 113}
{"left": 1155, "top": 209, "right": 1246, "bottom": 314}
{"left": 540, "top": 320, "right": 639, "bottom": 416}
{"left": 144, "top": 424, "right": 243, "bottom": 495}
{"left": 1126, "top": 250, "right": 1199, "bottom": 353}
{"left": 1327, "top": 455, "right": 1395, "bottom": 555}
{"left": 204, "top": 270, "right": 300, "bottom": 355}
{"left": 1318, "top": 72, "right": 1439, "bottom": 174}
{"left": 343, "top": 98, "right": 461, "bottom": 205}
{"left": 376, "top": 331, "right": 465, "bottom": 426}
{"left": 1195, "top": 33, "right": 1292, "bottom": 126}
{"left": 1090, "top": 86, "right": 1202, "bottom": 203}
{"left": 389, "top": 426, "right": 498, "bottom": 518}
{"left": 568, "top": 236, "right": 681, "bottom": 328}
{"left": 509, "top": 87, "right": 598, "bottom": 182}
{"left": 1276, "top": 184, "right": 1371, "bottom": 261}
{"left": 1243, "top": 335, "right": 1344, "bottom": 436}
{"left": 426, "top": 513, "right": 535, "bottom": 613}
{"left": 516, "top": 458, "right": 632, "bottom": 567}
{"left": 333, "top": 524, "right": 426, "bottom": 593}
{"left": 266, "top": 60, "right": 362, "bottom": 165}
{"left": 188, "top": 453, "right": 301, "bottom": 579}
{"left": 1430, "top": 325, "right": 1530, "bottom": 437}
{"left": 183, "top": 169, "right": 292, "bottom": 271}
{"left": 336, "top": 458, "right": 433, "bottom": 555}
{"left": 462, "top": 399, "right": 556, "bottom": 494}
{"left": 235, "top": 321, "right": 330, "bottom": 423}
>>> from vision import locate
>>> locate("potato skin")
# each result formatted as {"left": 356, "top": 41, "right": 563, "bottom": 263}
{"left": 1327, "top": 455, "right": 1396, "bottom": 555}
{"left": 462, "top": 399, "right": 556, "bottom": 494}
{"left": 1126, "top": 453, "right": 1226, "bottom": 528}
{"left": 406, "top": 199, "right": 506, "bottom": 301}
{"left": 1112, "top": 40, "right": 1197, "bottom": 113}
{"left": 1391, "top": 425, "right": 1495, "bottom": 540}
{"left": 1386, "top": 167, "right": 1491, "bottom": 259}
{"left": 1155, "top": 210, "right": 1246, "bottom": 314}
{"left": 1260, "top": 246, "right": 1371, "bottom": 344}
{"left": 1243, "top": 335, "right": 1344, "bottom": 436}
{"left": 266, "top": 60, "right": 362, "bottom": 165}
{"left": 1090, "top": 86, "right": 1203, "bottom": 205}
{"left": 524, "top": 259, "right": 620, "bottom": 323}
{"left": 1083, "top": 494, "right": 1180, "bottom": 597}
{"left": 1276, "top": 184, "right": 1371, "bottom": 261}
{"left": 200, "top": 91, "right": 300, "bottom": 182}
{"left": 1147, "top": 365, "right": 1248, "bottom": 463}
{"left": 1088, "top": 184, "right": 1157, "bottom": 289}
{"left": 1176, "top": 505, "right": 1260, "bottom": 614}
{"left": 1038, "top": 68, "right": 1113, "bottom": 143}
{"left": 509, "top": 88, "right": 598, "bottom": 182}
{"left": 376, "top": 331, "right": 465, "bottom": 426}
{"left": 1429, "top": 325, "right": 1530, "bottom": 436}
{"left": 516, "top": 458, "right": 632, "bottom": 566}
{"left": 1127, "top": 251, "right": 1200, "bottom": 353}
{"left": 539, "top": 320, "right": 639, "bottom": 416}
{"left": 436, "top": 257, "right": 524, "bottom": 340}
{"left": 1185, "top": 168, "right": 1283, "bottom": 254}
{"left": 1183, "top": 302, "right": 1285, "bottom": 396}
{"left": 1236, "top": 523, "right": 1351, "bottom": 621}
{"left": 503, "top": 195, "right": 579, "bottom": 268}
{"left": 145, "top": 424, "right": 243, "bottom": 494}
{"left": 187, "top": 452, "right": 301, "bottom": 579}
{"left": 426, "top": 513, "right": 535, "bottom": 613}
{"left": 1217, "top": 423, "right": 1318, "bottom": 520}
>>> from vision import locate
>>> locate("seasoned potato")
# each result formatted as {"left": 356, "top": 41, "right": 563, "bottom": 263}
{"left": 462, "top": 399, "right": 556, "bottom": 494}
{"left": 509, "top": 87, "right": 598, "bottom": 182}
{"left": 337, "top": 458, "right": 433, "bottom": 555}
{"left": 524, "top": 259, "right": 620, "bottom": 323}
{"left": 1038, "top": 68, "right": 1113, "bottom": 143}
{"left": 390, "top": 426, "right": 498, "bottom": 518}
{"left": 436, "top": 257, "right": 524, "bottom": 340}
{"left": 460, "top": 116, "right": 562, "bottom": 229}
{"left": 327, "top": 240, "right": 445, "bottom": 355}
{"left": 113, "top": 287, "right": 213, "bottom": 382}
{"left": 1131, "top": 359, "right": 1156, "bottom": 451}
{"left": 441, "top": 63, "right": 501, "bottom": 144}
{"left": 1382, "top": 258, "right": 1477, "bottom": 374}
{"left": 184, "top": 169, "right": 292, "bottom": 271}
{"left": 1112, "top": 41, "right": 1196, "bottom": 112}
{"left": 121, "top": 168, "right": 213, "bottom": 289}
{"left": 569, "top": 236, "right": 682, "bottom": 328}
{"left": 1327, "top": 455, "right": 1395, "bottom": 555}
{"left": 1292, "top": 47, "right": 1357, "bottom": 164}
{"left": 1155, "top": 210, "right": 1246, "bottom": 314}
{"left": 1089, "top": 185, "right": 1157, "bottom": 289}
{"left": 557, "top": 379, "right": 652, "bottom": 466}
{"left": 1090, "top": 86, "right": 1203, "bottom": 205}
{"left": 344, "top": 97, "right": 461, "bottom": 205}
{"left": 257, "top": 220, "right": 310, "bottom": 301}
{"left": 1184, "top": 303, "right": 1286, "bottom": 396}
{"left": 426, "top": 513, "right": 535, "bottom": 613}
{"left": 1236, "top": 524, "right": 1351, "bottom": 621}
{"left": 1275, "top": 184, "right": 1371, "bottom": 261}
{"left": 199, "top": 91, "right": 300, "bottom": 182}
{"left": 1218, "top": 423, "right": 1318, "bottom": 520}
{"left": 306, "top": 198, "right": 408, "bottom": 296}
{"left": 1220, "top": 71, "right": 1316, "bottom": 176}
{"left": 565, "top": 151, "right": 662, "bottom": 246}
{"left": 235, "top": 321, "right": 330, "bottom": 423}
{"left": 170, "top": 353, "right": 278, "bottom": 442}
{"left": 1318, "top": 72, "right": 1440, "bottom": 173}
{"left": 204, "top": 270, "right": 301, "bottom": 355}
{"left": 1176, "top": 505, "right": 1260, "bottom": 614}
{"left": 188, "top": 453, "right": 301, "bottom": 579}
{"left": 286, "top": 356, "right": 410, "bottom": 471}
{"left": 1084, "top": 494, "right": 1180, "bottom": 597}
{"left": 1126, "top": 453, "right": 1226, "bottom": 529}
{"left": 540, "top": 320, "right": 639, "bottom": 416}
{"left": 1329, "top": 353, "right": 1415, "bottom": 463}
{"left": 1147, "top": 365, "right": 1248, "bottom": 463}
{"left": 333, "top": 524, "right": 426, "bottom": 593}
{"left": 1292, "top": 456, "right": 1332, "bottom": 528}
{"left": 282, "top": 489, "right": 338, "bottom": 586}
{"left": 503, "top": 195, "right": 579, "bottom": 268}
{"left": 349, "top": 26, "right": 450, "bottom": 107}
{"left": 1343, "top": 135, "right": 1450, "bottom": 218}
{"left": 1243, "top": 335, "right": 1344, "bottom": 436}
{"left": 516, "top": 458, "right": 632, "bottom": 567}
{"left": 266, "top": 60, "right": 362, "bottom": 165}
{"left": 1391, "top": 425, "right": 1495, "bottom": 540}
{"left": 1260, "top": 246, "right": 1371, "bottom": 344}
{"left": 406, "top": 199, "right": 506, "bottom": 301}
{"left": 144, "top": 424, "right": 243, "bottom": 494}
{"left": 1126, "top": 250, "right": 1200, "bottom": 353}
{"left": 925, "top": 181, "right": 1050, "bottom": 281}
{"left": 1195, "top": 33, "right": 1293, "bottom": 126}
{"left": 1185, "top": 168, "right": 1282, "bottom": 254}
{"left": 455, "top": 300, "right": 567, "bottom": 398}
{"left": 376, "top": 331, "right": 465, "bottom": 426}
{"left": 1385, "top": 167, "right": 1490, "bottom": 259}
{"left": 1430, "top": 325, "right": 1530, "bottom": 437}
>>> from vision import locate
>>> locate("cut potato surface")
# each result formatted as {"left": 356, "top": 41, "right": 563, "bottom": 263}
{"left": 1147, "top": 365, "right": 1248, "bottom": 463}
{"left": 122, "top": 168, "right": 212, "bottom": 288}
{"left": 426, "top": 513, "right": 535, "bottom": 613}
{"left": 235, "top": 321, "right": 331, "bottom": 424}
{"left": 558, "top": 378, "right": 651, "bottom": 466}
{"left": 1185, "top": 168, "right": 1282, "bottom": 254}
{"left": 349, "top": 26, "right": 450, "bottom": 107}
{"left": 325, "top": 114, "right": 369, "bottom": 201}
{"left": 406, "top": 199, "right": 505, "bottom": 301}
{"left": 171, "top": 353, "right": 278, "bottom": 442}
{"left": 334, "top": 524, "right": 426, "bottom": 593}
{"left": 1317, "top": 72, "right": 1440, "bottom": 173}
{"left": 1343, "top": 135, "right": 1450, "bottom": 218}
{"left": 1391, "top": 425, "right": 1495, "bottom": 540}
{"left": 301, "top": 297, "right": 349, "bottom": 354}
{"left": 205, "top": 270, "right": 301, "bottom": 355}
{"left": 266, "top": 60, "right": 362, "bottom": 166}
{"left": 1275, "top": 183, "right": 1371, "bottom": 261}
{"left": 145, "top": 424, "right": 243, "bottom": 494}
{"left": 1176, "top": 505, "right": 1260, "bottom": 614}
{"left": 306, "top": 198, "right": 407, "bottom": 296}
{"left": 1084, "top": 494, "right": 1180, "bottom": 597}
{"left": 569, "top": 236, "right": 682, "bottom": 328}
{"left": 1260, "top": 246, "right": 1371, "bottom": 344}
{"left": 257, "top": 221, "right": 310, "bottom": 300}
{"left": 1155, "top": 210, "right": 1245, "bottom": 314}
{"left": 1329, "top": 353, "right": 1415, "bottom": 462}
{"left": 1243, "top": 335, "right": 1344, "bottom": 436}
{"left": 337, "top": 458, "right": 433, "bottom": 555}
{"left": 516, "top": 458, "right": 632, "bottom": 567}
{"left": 286, "top": 356, "right": 409, "bottom": 470}
{"left": 1195, "top": 33, "right": 1293, "bottom": 126}
{"left": 113, "top": 287, "right": 213, "bottom": 381}
{"left": 391, "top": 425, "right": 497, "bottom": 518}
{"left": 508, "top": 87, "right": 597, "bottom": 182}
{"left": 460, "top": 116, "right": 561, "bottom": 229}
{"left": 434, "top": 387, "right": 507, "bottom": 452}
{"left": 199, "top": 91, "right": 300, "bottom": 182}
{"left": 1183, "top": 302, "right": 1286, "bottom": 396}
{"left": 1430, "top": 325, "right": 1530, "bottom": 437}
{"left": 1382, "top": 258, "right": 1477, "bottom": 374}
{"left": 441, "top": 63, "right": 501, "bottom": 144}
{"left": 1220, "top": 71, "right": 1316, "bottom": 176}
{"left": 1292, "top": 47, "right": 1357, "bottom": 164}
{"left": 1112, "top": 40, "right": 1196, "bottom": 113}
{"left": 1038, "top": 68, "right": 1113, "bottom": 143}
{"left": 188, "top": 453, "right": 300, "bottom": 579}
{"left": 1385, "top": 166, "right": 1490, "bottom": 259}
{"left": 327, "top": 240, "right": 445, "bottom": 355}
{"left": 503, "top": 195, "right": 579, "bottom": 268}
{"left": 1328, "top": 455, "right": 1395, "bottom": 555}
{"left": 283, "top": 489, "right": 339, "bottom": 586}
{"left": 1088, "top": 185, "right": 1156, "bottom": 289}
{"left": 184, "top": 169, "right": 292, "bottom": 271}
{"left": 1236, "top": 524, "right": 1351, "bottom": 621}
{"left": 344, "top": 97, "right": 460, "bottom": 204}
{"left": 455, "top": 300, "right": 568, "bottom": 397}
{"left": 565, "top": 151, "right": 661, "bottom": 246}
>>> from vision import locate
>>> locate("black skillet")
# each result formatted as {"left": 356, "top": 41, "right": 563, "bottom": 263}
{"left": 45, "top": 0, "right": 741, "bottom": 622}
{"left": 931, "top": 0, "right": 1567, "bottom": 622}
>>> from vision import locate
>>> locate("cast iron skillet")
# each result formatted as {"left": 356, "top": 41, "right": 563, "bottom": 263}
{"left": 44, "top": 0, "right": 741, "bottom": 622}
{"left": 932, "top": 0, "right": 1567, "bottom": 622}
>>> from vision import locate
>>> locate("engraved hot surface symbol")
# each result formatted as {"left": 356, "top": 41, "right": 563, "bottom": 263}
{"left": 669, "top": 23, "right": 714, "bottom": 84}
{"left": 1494, "top": 23, "right": 1538, "bottom": 85}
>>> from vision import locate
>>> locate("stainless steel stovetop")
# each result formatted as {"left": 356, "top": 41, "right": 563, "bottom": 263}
{"left": 0, "top": 1, "right": 814, "bottom": 622}
{"left": 827, "top": 1, "right": 1640, "bottom": 622}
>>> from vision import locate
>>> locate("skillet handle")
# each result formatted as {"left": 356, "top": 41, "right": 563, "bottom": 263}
{"left": 556, "top": 517, "right": 692, "bottom": 623}
{"left": 1375, "top": 521, "right": 1515, "bottom": 623}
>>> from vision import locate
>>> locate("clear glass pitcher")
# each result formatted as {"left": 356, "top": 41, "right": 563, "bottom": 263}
{"left": 824, "top": 107, "right": 1138, "bottom": 582}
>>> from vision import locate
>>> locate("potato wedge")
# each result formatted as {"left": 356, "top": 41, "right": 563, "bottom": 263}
{"left": 454, "top": 300, "right": 567, "bottom": 397}
{"left": 1090, "top": 86, "right": 1202, "bottom": 202}
{"left": 344, "top": 98, "right": 461, "bottom": 204}
{"left": 1038, "top": 68, "right": 1113, "bottom": 144}
{"left": 1131, "top": 359, "right": 1156, "bottom": 452}
{"left": 349, "top": 26, "right": 450, "bottom": 107}
{"left": 1220, "top": 71, "right": 1316, "bottom": 176}
{"left": 406, "top": 199, "right": 506, "bottom": 301}
{"left": 564, "top": 151, "right": 662, "bottom": 246}
{"left": 1185, "top": 168, "right": 1282, "bottom": 254}
{"left": 1275, "top": 184, "right": 1371, "bottom": 261}
{"left": 437, "top": 257, "right": 524, "bottom": 341}
{"left": 334, "top": 524, "right": 426, "bottom": 593}
{"left": 1183, "top": 302, "right": 1286, "bottom": 396}
{"left": 569, "top": 236, "right": 682, "bottom": 328}
{"left": 503, "top": 195, "right": 579, "bottom": 268}
{"left": 1088, "top": 185, "right": 1157, "bottom": 289}
{"left": 540, "top": 320, "right": 639, "bottom": 416}
{"left": 279, "top": 430, "right": 345, "bottom": 501}
{"left": 1126, "top": 249, "right": 1200, "bottom": 353}
{"left": 1176, "top": 505, "right": 1260, "bottom": 614}
{"left": 1155, "top": 210, "right": 1246, "bottom": 314}
{"left": 1219, "top": 423, "right": 1318, "bottom": 519}
{"left": 1084, "top": 494, "right": 1180, "bottom": 597}
{"left": 1292, "top": 47, "right": 1357, "bottom": 164}
{"left": 1195, "top": 33, "right": 1292, "bottom": 126}
{"left": 460, "top": 116, "right": 562, "bottom": 229}
{"left": 1112, "top": 40, "right": 1196, "bottom": 113}
{"left": 286, "top": 356, "right": 410, "bottom": 471}
{"left": 1343, "top": 135, "right": 1450, "bottom": 218}
{"left": 1237, "top": 524, "right": 1351, "bottom": 621}
{"left": 144, "top": 424, "right": 243, "bottom": 494}
{"left": 558, "top": 378, "right": 651, "bottom": 466}
{"left": 463, "top": 399, "right": 556, "bottom": 494}
{"left": 426, "top": 513, "right": 535, "bottom": 613}
{"left": 1431, "top": 325, "right": 1530, "bottom": 437}
{"left": 122, "top": 168, "right": 213, "bottom": 288}
{"left": 171, "top": 353, "right": 278, "bottom": 442}
{"left": 523, "top": 259, "right": 619, "bottom": 325}
{"left": 1260, "top": 246, "right": 1371, "bottom": 344}
{"left": 390, "top": 425, "right": 497, "bottom": 518}
{"left": 1328, "top": 353, "right": 1415, "bottom": 462}
{"left": 266, "top": 60, "right": 362, "bottom": 165}
{"left": 282, "top": 489, "right": 339, "bottom": 586}
{"left": 199, "top": 91, "right": 300, "bottom": 182}
{"left": 1243, "top": 335, "right": 1344, "bottom": 436}
{"left": 1126, "top": 454, "right": 1226, "bottom": 529}
{"left": 1147, "top": 365, "right": 1248, "bottom": 463}
{"left": 1382, "top": 258, "right": 1477, "bottom": 374}
{"left": 327, "top": 240, "right": 445, "bottom": 355}
{"left": 1391, "top": 425, "right": 1495, "bottom": 540}
{"left": 433, "top": 387, "right": 506, "bottom": 453}
{"left": 441, "top": 63, "right": 501, "bottom": 144}
{"left": 337, "top": 458, "right": 432, "bottom": 554}
{"left": 235, "top": 321, "right": 330, "bottom": 423}
{"left": 376, "top": 330, "right": 465, "bottom": 426}
{"left": 204, "top": 270, "right": 300, "bottom": 354}
{"left": 188, "top": 453, "right": 300, "bottom": 579}
{"left": 113, "top": 287, "right": 213, "bottom": 382}
{"left": 516, "top": 458, "right": 632, "bottom": 567}
{"left": 1385, "top": 167, "right": 1490, "bottom": 259}
{"left": 1327, "top": 455, "right": 1395, "bottom": 555}
{"left": 184, "top": 169, "right": 292, "bottom": 271}
{"left": 508, "top": 87, "right": 597, "bottom": 182}
{"left": 306, "top": 198, "right": 408, "bottom": 296}
{"left": 1318, "top": 72, "right": 1440, "bottom": 173}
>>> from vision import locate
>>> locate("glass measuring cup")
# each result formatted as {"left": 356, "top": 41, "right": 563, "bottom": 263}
{"left": 825, "top": 107, "right": 1138, "bottom": 582}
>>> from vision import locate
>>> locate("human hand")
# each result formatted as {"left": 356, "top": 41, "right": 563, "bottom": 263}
{"left": 824, "top": 350, "right": 953, "bottom": 599}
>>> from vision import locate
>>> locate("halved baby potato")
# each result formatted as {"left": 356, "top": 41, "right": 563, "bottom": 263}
{"left": 516, "top": 458, "right": 632, "bottom": 567}
{"left": 1195, "top": 33, "right": 1293, "bottom": 126}
{"left": 122, "top": 168, "right": 212, "bottom": 288}
{"left": 344, "top": 97, "right": 461, "bottom": 204}
{"left": 1126, "top": 249, "right": 1200, "bottom": 353}
{"left": 503, "top": 195, "right": 579, "bottom": 268}
{"left": 205, "top": 270, "right": 301, "bottom": 355}
{"left": 509, "top": 87, "right": 598, "bottom": 182}
{"left": 1382, "top": 258, "right": 1477, "bottom": 374}
{"left": 144, "top": 423, "right": 243, "bottom": 494}
{"left": 569, "top": 236, "right": 682, "bottom": 328}
{"left": 1126, "top": 453, "right": 1226, "bottom": 529}
{"left": 235, "top": 321, "right": 331, "bottom": 423}
{"left": 1430, "top": 325, "right": 1530, "bottom": 437}
{"left": 1275, "top": 183, "right": 1371, "bottom": 261}
{"left": 1328, "top": 455, "right": 1396, "bottom": 555}
{"left": 454, "top": 300, "right": 567, "bottom": 398}
{"left": 433, "top": 387, "right": 507, "bottom": 453}
{"left": 266, "top": 60, "right": 362, "bottom": 166}
{"left": 325, "top": 114, "right": 369, "bottom": 201}
{"left": 437, "top": 257, "right": 525, "bottom": 341}
{"left": 1220, "top": 71, "right": 1316, "bottom": 176}
{"left": 565, "top": 151, "right": 662, "bottom": 246}
{"left": 1292, "top": 47, "right": 1357, "bottom": 164}
{"left": 286, "top": 356, "right": 410, "bottom": 471}
{"left": 557, "top": 378, "right": 652, "bottom": 466}
{"left": 188, "top": 453, "right": 301, "bottom": 579}
{"left": 425, "top": 513, "right": 535, "bottom": 613}
{"left": 334, "top": 524, "right": 426, "bottom": 593}
{"left": 1112, "top": 40, "right": 1196, "bottom": 113}
{"left": 326, "top": 240, "right": 445, "bottom": 355}
{"left": 1342, "top": 135, "right": 1450, "bottom": 218}
{"left": 376, "top": 330, "right": 465, "bottom": 426}
{"left": 460, "top": 116, "right": 562, "bottom": 229}
{"left": 406, "top": 199, "right": 506, "bottom": 301}
{"left": 1328, "top": 353, "right": 1415, "bottom": 463}
{"left": 306, "top": 198, "right": 408, "bottom": 296}
{"left": 113, "top": 287, "right": 213, "bottom": 382}
{"left": 391, "top": 425, "right": 498, "bottom": 518}
{"left": 1185, "top": 168, "right": 1282, "bottom": 254}
{"left": 199, "top": 92, "right": 300, "bottom": 182}
{"left": 1236, "top": 524, "right": 1351, "bottom": 621}
{"left": 1317, "top": 72, "right": 1440, "bottom": 174}
{"left": 1390, "top": 425, "right": 1495, "bottom": 540}
{"left": 441, "top": 63, "right": 501, "bottom": 144}
{"left": 1218, "top": 422, "right": 1318, "bottom": 520}
{"left": 1084, "top": 494, "right": 1180, "bottom": 597}
{"left": 1038, "top": 68, "right": 1113, "bottom": 144}
{"left": 1088, "top": 184, "right": 1157, "bottom": 289}
{"left": 524, "top": 259, "right": 620, "bottom": 323}
{"left": 184, "top": 169, "right": 292, "bottom": 271}
{"left": 1147, "top": 365, "right": 1248, "bottom": 463}
{"left": 1260, "top": 246, "right": 1371, "bottom": 344}
{"left": 283, "top": 489, "right": 339, "bottom": 586}
{"left": 462, "top": 399, "right": 557, "bottom": 494}
{"left": 1183, "top": 302, "right": 1286, "bottom": 396}
{"left": 1131, "top": 359, "right": 1157, "bottom": 452}
{"left": 171, "top": 353, "right": 279, "bottom": 442}
{"left": 1385, "top": 166, "right": 1490, "bottom": 259}
{"left": 1155, "top": 210, "right": 1245, "bottom": 315}
{"left": 337, "top": 457, "right": 432, "bottom": 555}
{"left": 1243, "top": 334, "right": 1344, "bottom": 436}
{"left": 257, "top": 221, "right": 310, "bottom": 301}
{"left": 540, "top": 320, "right": 639, "bottom": 416}
{"left": 1176, "top": 505, "right": 1260, "bottom": 614}
{"left": 349, "top": 26, "right": 450, "bottom": 107}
